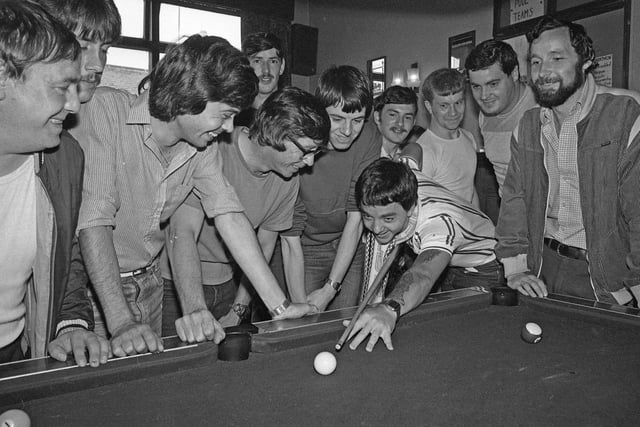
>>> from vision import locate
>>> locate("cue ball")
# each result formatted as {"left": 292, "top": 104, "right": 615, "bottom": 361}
{"left": 314, "top": 351, "right": 337, "bottom": 375}
{"left": 521, "top": 322, "right": 543, "bottom": 344}
{"left": 0, "top": 409, "right": 31, "bottom": 427}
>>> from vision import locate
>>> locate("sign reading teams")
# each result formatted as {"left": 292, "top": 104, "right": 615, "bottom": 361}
{"left": 510, "top": 0, "right": 544, "bottom": 25}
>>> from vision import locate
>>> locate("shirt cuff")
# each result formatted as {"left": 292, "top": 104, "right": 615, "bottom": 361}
{"left": 56, "top": 320, "right": 89, "bottom": 337}
{"left": 611, "top": 287, "right": 634, "bottom": 305}
{"left": 501, "top": 254, "right": 529, "bottom": 278}
{"left": 629, "top": 284, "right": 640, "bottom": 304}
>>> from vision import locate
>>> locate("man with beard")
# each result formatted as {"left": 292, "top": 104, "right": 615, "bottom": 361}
{"left": 235, "top": 32, "right": 285, "bottom": 127}
{"left": 374, "top": 86, "right": 417, "bottom": 159}
{"left": 399, "top": 69, "right": 478, "bottom": 207}
{"left": 496, "top": 16, "right": 640, "bottom": 305}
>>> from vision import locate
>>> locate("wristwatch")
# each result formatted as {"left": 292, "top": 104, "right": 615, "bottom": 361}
{"left": 325, "top": 278, "right": 342, "bottom": 293}
{"left": 231, "top": 303, "right": 249, "bottom": 321}
{"left": 382, "top": 299, "right": 402, "bottom": 321}
{"left": 269, "top": 299, "right": 291, "bottom": 317}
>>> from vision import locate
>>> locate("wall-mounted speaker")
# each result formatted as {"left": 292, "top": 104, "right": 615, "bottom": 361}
{"left": 291, "top": 23, "right": 318, "bottom": 76}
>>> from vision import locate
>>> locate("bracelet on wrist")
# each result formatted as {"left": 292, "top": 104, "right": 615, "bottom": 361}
{"left": 269, "top": 299, "right": 291, "bottom": 317}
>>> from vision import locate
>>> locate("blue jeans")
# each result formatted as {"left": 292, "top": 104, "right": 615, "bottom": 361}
{"left": 0, "top": 333, "right": 24, "bottom": 363}
{"left": 541, "top": 244, "right": 599, "bottom": 301}
{"left": 90, "top": 263, "right": 164, "bottom": 339}
{"left": 438, "top": 259, "right": 505, "bottom": 291}
{"left": 162, "top": 278, "right": 236, "bottom": 337}
{"left": 303, "top": 239, "right": 365, "bottom": 310}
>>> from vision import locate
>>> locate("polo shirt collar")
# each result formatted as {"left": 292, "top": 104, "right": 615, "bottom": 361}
{"left": 391, "top": 203, "right": 418, "bottom": 246}
{"left": 127, "top": 90, "right": 197, "bottom": 162}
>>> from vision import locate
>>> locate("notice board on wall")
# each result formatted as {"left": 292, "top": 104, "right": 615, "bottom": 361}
{"left": 493, "top": 0, "right": 629, "bottom": 88}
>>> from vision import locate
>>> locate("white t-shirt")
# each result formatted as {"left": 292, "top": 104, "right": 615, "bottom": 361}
{"left": 413, "top": 128, "right": 479, "bottom": 207}
{"left": 0, "top": 156, "right": 37, "bottom": 348}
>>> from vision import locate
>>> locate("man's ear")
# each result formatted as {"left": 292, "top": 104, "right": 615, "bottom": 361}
{"left": 510, "top": 65, "right": 520, "bottom": 82}
{"left": 582, "top": 59, "right": 593, "bottom": 73}
{"left": 407, "top": 203, "right": 416, "bottom": 218}
{"left": 279, "top": 58, "right": 285, "bottom": 76}
{"left": 424, "top": 100, "right": 433, "bottom": 115}
{"left": 373, "top": 110, "right": 381, "bottom": 126}
{"left": 0, "top": 59, "right": 10, "bottom": 101}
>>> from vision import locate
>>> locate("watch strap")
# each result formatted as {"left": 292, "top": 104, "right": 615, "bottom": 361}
{"left": 383, "top": 299, "right": 402, "bottom": 321}
{"left": 325, "top": 278, "right": 342, "bottom": 293}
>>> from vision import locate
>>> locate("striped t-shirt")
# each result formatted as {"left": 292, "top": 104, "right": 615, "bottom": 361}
{"left": 409, "top": 179, "right": 497, "bottom": 267}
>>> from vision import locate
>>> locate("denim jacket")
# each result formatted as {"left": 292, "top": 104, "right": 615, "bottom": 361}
{"left": 496, "top": 75, "right": 640, "bottom": 302}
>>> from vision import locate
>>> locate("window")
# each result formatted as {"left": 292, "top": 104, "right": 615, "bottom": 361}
{"left": 448, "top": 31, "right": 475, "bottom": 72}
{"left": 102, "top": 0, "right": 242, "bottom": 94}
{"left": 159, "top": 4, "right": 241, "bottom": 48}
{"left": 101, "top": 48, "right": 150, "bottom": 94}
{"left": 117, "top": 0, "right": 145, "bottom": 38}
{"left": 368, "top": 57, "right": 386, "bottom": 98}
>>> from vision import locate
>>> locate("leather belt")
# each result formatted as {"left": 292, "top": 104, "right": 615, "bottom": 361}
{"left": 120, "top": 264, "right": 152, "bottom": 278}
{"left": 544, "top": 238, "right": 587, "bottom": 261}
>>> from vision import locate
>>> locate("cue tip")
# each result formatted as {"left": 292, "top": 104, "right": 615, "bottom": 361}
{"left": 335, "top": 343, "right": 342, "bottom": 351}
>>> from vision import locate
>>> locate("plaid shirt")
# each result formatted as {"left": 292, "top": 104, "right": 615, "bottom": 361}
{"left": 541, "top": 82, "right": 590, "bottom": 249}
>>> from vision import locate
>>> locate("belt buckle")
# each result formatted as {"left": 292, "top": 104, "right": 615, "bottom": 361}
{"left": 120, "top": 265, "right": 149, "bottom": 278}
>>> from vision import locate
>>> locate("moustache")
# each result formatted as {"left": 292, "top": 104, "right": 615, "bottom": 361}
{"left": 391, "top": 127, "right": 408, "bottom": 133}
{"left": 535, "top": 76, "right": 560, "bottom": 85}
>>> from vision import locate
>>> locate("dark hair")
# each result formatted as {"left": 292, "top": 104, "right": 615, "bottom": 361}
{"left": 465, "top": 39, "right": 519, "bottom": 76}
{"left": 148, "top": 35, "right": 258, "bottom": 122}
{"left": 242, "top": 32, "right": 284, "bottom": 59}
{"left": 422, "top": 68, "right": 465, "bottom": 102}
{"left": 405, "top": 125, "right": 426, "bottom": 144}
{"left": 527, "top": 15, "right": 596, "bottom": 73}
{"left": 0, "top": 0, "right": 80, "bottom": 79}
{"left": 373, "top": 85, "right": 418, "bottom": 113}
{"left": 39, "top": 0, "right": 121, "bottom": 43}
{"left": 249, "top": 87, "right": 330, "bottom": 151}
{"left": 315, "top": 65, "right": 373, "bottom": 118}
{"left": 356, "top": 158, "right": 418, "bottom": 211}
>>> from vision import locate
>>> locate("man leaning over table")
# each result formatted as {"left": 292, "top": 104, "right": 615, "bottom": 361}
{"left": 73, "top": 35, "right": 317, "bottom": 358}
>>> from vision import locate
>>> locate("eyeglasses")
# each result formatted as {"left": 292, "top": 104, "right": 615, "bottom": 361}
{"left": 289, "top": 139, "right": 326, "bottom": 160}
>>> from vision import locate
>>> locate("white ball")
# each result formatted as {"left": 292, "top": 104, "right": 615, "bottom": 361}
{"left": 313, "top": 351, "right": 337, "bottom": 375}
{"left": 0, "top": 409, "right": 31, "bottom": 427}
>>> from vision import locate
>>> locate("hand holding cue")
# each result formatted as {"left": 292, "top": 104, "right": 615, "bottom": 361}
{"left": 335, "top": 244, "right": 401, "bottom": 351}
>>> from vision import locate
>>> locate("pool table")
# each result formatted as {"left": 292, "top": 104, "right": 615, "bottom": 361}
{"left": 1, "top": 287, "right": 640, "bottom": 426}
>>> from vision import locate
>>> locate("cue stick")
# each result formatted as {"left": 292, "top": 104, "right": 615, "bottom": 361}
{"left": 335, "top": 244, "right": 401, "bottom": 351}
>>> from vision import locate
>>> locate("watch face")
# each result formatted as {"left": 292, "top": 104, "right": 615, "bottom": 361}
{"left": 327, "top": 279, "right": 341, "bottom": 292}
{"left": 385, "top": 300, "right": 401, "bottom": 317}
{"left": 233, "top": 304, "right": 248, "bottom": 318}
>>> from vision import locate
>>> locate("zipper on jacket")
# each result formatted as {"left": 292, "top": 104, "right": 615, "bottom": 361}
{"left": 538, "top": 136, "right": 549, "bottom": 279}
{"left": 39, "top": 177, "right": 57, "bottom": 345}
